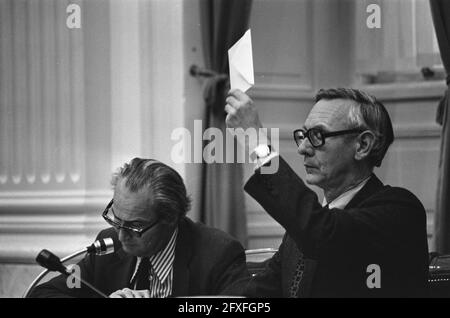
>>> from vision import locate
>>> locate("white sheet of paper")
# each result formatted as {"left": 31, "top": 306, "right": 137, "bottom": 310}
{"left": 228, "top": 29, "right": 254, "bottom": 92}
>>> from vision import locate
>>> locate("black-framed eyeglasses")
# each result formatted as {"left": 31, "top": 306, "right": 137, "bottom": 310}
{"left": 293, "top": 127, "right": 363, "bottom": 148}
{"left": 102, "top": 199, "right": 159, "bottom": 237}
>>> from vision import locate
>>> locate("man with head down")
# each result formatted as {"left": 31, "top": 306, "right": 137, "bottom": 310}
{"left": 31, "top": 158, "right": 248, "bottom": 298}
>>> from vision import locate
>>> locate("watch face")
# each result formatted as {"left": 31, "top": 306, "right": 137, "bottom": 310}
{"left": 256, "top": 145, "right": 270, "bottom": 158}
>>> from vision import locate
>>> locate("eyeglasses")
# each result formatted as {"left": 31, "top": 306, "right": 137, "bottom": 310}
{"left": 102, "top": 199, "right": 159, "bottom": 237}
{"left": 293, "top": 127, "right": 363, "bottom": 148}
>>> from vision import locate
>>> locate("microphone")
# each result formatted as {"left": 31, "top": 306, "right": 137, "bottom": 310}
{"left": 86, "top": 237, "right": 115, "bottom": 255}
{"left": 35, "top": 249, "right": 108, "bottom": 298}
{"left": 25, "top": 237, "right": 117, "bottom": 298}
{"left": 35, "top": 249, "right": 67, "bottom": 274}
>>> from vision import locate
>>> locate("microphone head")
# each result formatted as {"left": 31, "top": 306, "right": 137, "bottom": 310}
{"left": 89, "top": 237, "right": 116, "bottom": 255}
{"left": 36, "top": 249, "right": 67, "bottom": 273}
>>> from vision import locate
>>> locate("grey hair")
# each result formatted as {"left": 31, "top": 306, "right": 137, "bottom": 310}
{"left": 314, "top": 88, "right": 394, "bottom": 167}
{"left": 111, "top": 158, "right": 191, "bottom": 223}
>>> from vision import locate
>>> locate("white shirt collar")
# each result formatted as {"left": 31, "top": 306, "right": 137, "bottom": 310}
{"left": 322, "top": 175, "right": 371, "bottom": 209}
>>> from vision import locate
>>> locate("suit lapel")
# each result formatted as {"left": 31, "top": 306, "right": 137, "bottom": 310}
{"left": 107, "top": 219, "right": 194, "bottom": 296}
{"left": 345, "top": 174, "right": 384, "bottom": 209}
{"left": 286, "top": 174, "right": 384, "bottom": 297}
{"left": 105, "top": 248, "right": 136, "bottom": 292}
{"left": 171, "top": 217, "right": 192, "bottom": 297}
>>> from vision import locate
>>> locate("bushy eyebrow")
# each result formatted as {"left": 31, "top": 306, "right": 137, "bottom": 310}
{"left": 302, "top": 123, "right": 328, "bottom": 131}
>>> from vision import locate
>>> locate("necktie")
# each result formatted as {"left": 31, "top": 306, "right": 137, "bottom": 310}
{"left": 289, "top": 253, "right": 305, "bottom": 298}
{"left": 132, "top": 257, "right": 151, "bottom": 290}
{"left": 289, "top": 204, "right": 329, "bottom": 297}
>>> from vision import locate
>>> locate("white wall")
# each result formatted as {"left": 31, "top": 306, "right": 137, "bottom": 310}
{"left": 0, "top": 0, "right": 205, "bottom": 297}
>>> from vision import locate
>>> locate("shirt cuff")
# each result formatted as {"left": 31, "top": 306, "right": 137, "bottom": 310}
{"left": 254, "top": 152, "right": 279, "bottom": 171}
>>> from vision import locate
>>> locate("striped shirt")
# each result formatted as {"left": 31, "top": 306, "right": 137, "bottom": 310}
{"left": 130, "top": 228, "right": 178, "bottom": 298}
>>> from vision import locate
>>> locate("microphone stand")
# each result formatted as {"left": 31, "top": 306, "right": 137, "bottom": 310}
{"left": 23, "top": 248, "right": 108, "bottom": 298}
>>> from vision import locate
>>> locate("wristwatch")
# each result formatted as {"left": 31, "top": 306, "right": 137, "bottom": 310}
{"left": 251, "top": 144, "right": 272, "bottom": 162}
{"left": 254, "top": 144, "right": 271, "bottom": 158}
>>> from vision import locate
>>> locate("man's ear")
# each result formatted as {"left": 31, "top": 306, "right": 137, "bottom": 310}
{"left": 354, "top": 131, "right": 376, "bottom": 161}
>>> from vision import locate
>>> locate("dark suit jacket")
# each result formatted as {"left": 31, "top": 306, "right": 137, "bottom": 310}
{"left": 30, "top": 217, "right": 249, "bottom": 298}
{"left": 242, "top": 156, "right": 429, "bottom": 297}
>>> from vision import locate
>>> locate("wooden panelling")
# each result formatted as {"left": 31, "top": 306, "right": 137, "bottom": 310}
{"left": 250, "top": 0, "right": 313, "bottom": 89}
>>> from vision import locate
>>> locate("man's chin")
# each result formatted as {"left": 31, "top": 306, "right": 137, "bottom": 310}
{"left": 304, "top": 173, "right": 322, "bottom": 186}
{"left": 122, "top": 245, "right": 140, "bottom": 256}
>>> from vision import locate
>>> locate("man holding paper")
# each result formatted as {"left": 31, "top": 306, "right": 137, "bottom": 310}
{"left": 225, "top": 87, "right": 429, "bottom": 297}
{"left": 225, "top": 31, "right": 428, "bottom": 297}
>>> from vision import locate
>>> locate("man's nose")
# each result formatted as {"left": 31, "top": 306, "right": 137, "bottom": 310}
{"left": 297, "top": 138, "right": 314, "bottom": 157}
